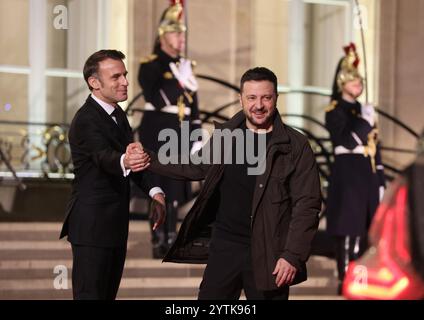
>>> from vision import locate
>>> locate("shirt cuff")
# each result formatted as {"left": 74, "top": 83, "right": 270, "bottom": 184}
{"left": 149, "top": 187, "right": 165, "bottom": 199}
{"left": 120, "top": 154, "right": 131, "bottom": 177}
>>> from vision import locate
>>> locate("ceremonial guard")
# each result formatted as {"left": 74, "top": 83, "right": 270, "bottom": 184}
{"left": 137, "top": 0, "right": 202, "bottom": 258}
{"left": 325, "top": 43, "right": 385, "bottom": 292}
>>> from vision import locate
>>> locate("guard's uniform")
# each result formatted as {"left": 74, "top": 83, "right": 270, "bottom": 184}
{"left": 325, "top": 98, "right": 385, "bottom": 292}
{"left": 137, "top": 49, "right": 201, "bottom": 258}
{"left": 138, "top": 49, "right": 201, "bottom": 162}
{"left": 324, "top": 43, "right": 386, "bottom": 292}
{"left": 325, "top": 99, "right": 385, "bottom": 237}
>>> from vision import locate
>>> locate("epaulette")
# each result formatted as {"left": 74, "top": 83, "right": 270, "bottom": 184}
{"left": 140, "top": 54, "right": 157, "bottom": 64}
{"left": 163, "top": 72, "right": 173, "bottom": 79}
{"left": 325, "top": 100, "right": 338, "bottom": 112}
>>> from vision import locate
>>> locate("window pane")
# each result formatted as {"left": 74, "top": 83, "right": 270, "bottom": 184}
{"left": 0, "top": 73, "right": 28, "bottom": 122}
{"left": 0, "top": 0, "right": 29, "bottom": 66}
{"left": 305, "top": 3, "right": 348, "bottom": 89}
{"left": 0, "top": 73, "right": 29, "bottom": 170}
{"left": 46, "top": 76, "right": 88, "bottom": 124}
{"left": 253, "top": 0, "right": 289, "bottom": 86}
{"left": 46, "top": 0, "right": 68, "bottom": 69}
{"left": 46, "top": 0, "right": 99, "bottom": 70}
{"left": 304, "top": 3, "right": 349, "bottom": 135}
{"left": 46, "top": 76, "right": 67, "bottom": 123}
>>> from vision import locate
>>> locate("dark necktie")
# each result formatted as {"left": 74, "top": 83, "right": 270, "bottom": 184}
{"left": 111, "top": 106, "right": 126, "bottom": 129}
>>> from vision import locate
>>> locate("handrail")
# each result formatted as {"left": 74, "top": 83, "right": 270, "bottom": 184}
{"left": 125, "top": 74, "right": 420, "bottom": 141}
{"left": 0, "top": 147, "right": 26, "bottom": 191}
{"left": 0, "top": 120, "right": 69, "bottom": 128}
{"left": 374, "top": 108, "right": 420, "bottom": 138}
{"left": 0, "top": 74, "right": 419, "bottom": 191}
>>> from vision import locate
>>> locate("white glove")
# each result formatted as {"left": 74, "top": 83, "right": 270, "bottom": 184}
{"left": 379, "top": 186, "right": 385, "bottom": 202}
{"left": 190, "top": 141, "right": 203, "bottom": 155}
{"left": 361, "top": 103, "right": 376, "bottom": 127}
{"left": 169, "top": 58, "right": 199, "bottom": 92}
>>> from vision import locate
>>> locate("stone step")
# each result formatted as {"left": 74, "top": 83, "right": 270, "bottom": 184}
{"left": 0, "top": 258, "right": 205, "bottom": 270}
{"left": 0, "top": 240, "right": 157, "bottom": 252}
{"left": 0, "top": 275, "right": 337, "bottom": 300}
{"left": 0, "top": 252, "right": 335, "bottom": 279}
{"left": 0, "top": 267, "right": 205, "bottom": 280}
{"left": 0, "top": 222, "right": 339, "bottom": 299}
{"left": 0, "top": 221, "right": 150, "bottom": 237}
{"left": 0, "top": 250, "right": 74, "bottom": 260}
{"left": 0, "top": 274, "right": 338, "bottom": 299}
{"left": 0, "top": 277, "right": 202, "bottom": 300}
{"left": 0, "top": 255, "right": 335, "bottom": 271}
{"left": 0, "top": 241, "right": 145, "bottom": 250}
{"left": 0, "top": 260, "right": 334, "bottom": 278}
{"left": 0, "top": 230, "right": 150, "bottom": 241}
{"left": 0, "top": 259, "right": 206, "bottom": 280}
{"left": 0, "top": 221, "right": 151, "bottom": 233}
{"left": 0, "top": 268, "right": 332, "bottom": 289}
{"left": 0, "top": 277, "right": 203, "bottom": 291}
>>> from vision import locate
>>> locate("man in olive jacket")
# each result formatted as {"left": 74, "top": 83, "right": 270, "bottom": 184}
{"left": 130, "top": 67, "right": 322, "bottom": 299}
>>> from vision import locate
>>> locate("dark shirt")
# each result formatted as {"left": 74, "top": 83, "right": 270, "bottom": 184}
{"left": 214, "top": 122, "right": 273, "bottom": 244}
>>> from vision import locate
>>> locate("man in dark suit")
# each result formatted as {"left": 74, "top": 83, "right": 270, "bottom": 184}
{"left": 60, "top": 50, "right": 165, "bottom": 300}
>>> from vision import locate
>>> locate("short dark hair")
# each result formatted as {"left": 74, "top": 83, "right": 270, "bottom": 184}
{"left": 83, "top": 50, "right": 126, "bottom": 90}
{"left": 240, "top": 67, "right": 278, "bottom": 96}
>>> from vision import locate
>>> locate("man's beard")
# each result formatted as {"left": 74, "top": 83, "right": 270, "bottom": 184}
{"left": 245, "top": 107, "right": 276, "bottom": 129}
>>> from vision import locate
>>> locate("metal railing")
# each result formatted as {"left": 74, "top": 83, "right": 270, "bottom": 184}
{"left": 1, "top": 75, "right": 420, "bottom": 197}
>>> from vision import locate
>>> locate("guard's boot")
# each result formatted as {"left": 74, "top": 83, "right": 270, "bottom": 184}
{"left": 335, "top": 236, "right": 350, "bottom": 295}
{"left": 335, "top": 236, "right": 368, "bottom": 295}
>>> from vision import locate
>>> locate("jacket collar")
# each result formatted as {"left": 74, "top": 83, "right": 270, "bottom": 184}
{"left": 86, "top": 95, "right": 117, "bottom": 124}
{"left": 85, "top": 95, "right": 129, "bottom": 141}
{"left": 90, "top": 93, "right": 116, "bottom": 116}
{"left": 156, "top": 47, "right": 180, "bottom": 64}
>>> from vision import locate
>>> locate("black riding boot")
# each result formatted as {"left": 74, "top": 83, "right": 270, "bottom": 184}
{"left": 335, "top": 236, "right": 368, "bottom": 294}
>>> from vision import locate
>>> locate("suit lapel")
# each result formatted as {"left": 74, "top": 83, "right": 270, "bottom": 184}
{"left": 86, "top": 96, "right": 131, "bottom": 148}
{"left": 114, "top": 105, "right": 133, "bottom": 142}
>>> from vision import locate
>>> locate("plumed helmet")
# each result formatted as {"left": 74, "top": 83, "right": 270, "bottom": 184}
{"left": 158, "top": 0, "right": 187, "bottom": 36}
{"left": 331, "top": 43, "right": 363, "bottom": 101}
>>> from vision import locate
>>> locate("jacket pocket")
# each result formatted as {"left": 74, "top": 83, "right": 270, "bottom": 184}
{"left": 271, "top": 156, "right": 295, "bottom": 180}
{"left": 270, "top": 179, "right": 290, "bottom": 204}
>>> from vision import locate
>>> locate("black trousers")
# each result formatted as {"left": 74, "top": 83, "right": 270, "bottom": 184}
{"left": 71, "top": 244, "right": 127, "bottom": 300}
{"left": 198, "top": 237, "right": 289, "bottom": 300}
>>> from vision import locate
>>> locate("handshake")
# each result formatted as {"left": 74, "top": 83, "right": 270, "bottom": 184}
{"left": 123, "top": 142, "right": 150, "bottom": 173}
{"left": 123, "top": 142, "right": 165, "bottom": 231}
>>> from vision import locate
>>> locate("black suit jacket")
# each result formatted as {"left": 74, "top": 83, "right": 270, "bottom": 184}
{"left": 60, "top": 95, "right": 154, "bottom": 247}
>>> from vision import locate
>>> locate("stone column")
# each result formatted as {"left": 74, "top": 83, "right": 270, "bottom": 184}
{"left": 378, "top": 0, "right": 424, "bottom": 167}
